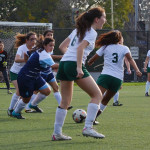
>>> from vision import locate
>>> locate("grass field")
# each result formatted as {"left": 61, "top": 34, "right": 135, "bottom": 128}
{"left": 0, "top": 83, "right": 150, "bottom": 150}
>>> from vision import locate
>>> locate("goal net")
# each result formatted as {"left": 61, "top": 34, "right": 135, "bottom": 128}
{"left": 0, "top": 21, "right": 52, "bottom": 89}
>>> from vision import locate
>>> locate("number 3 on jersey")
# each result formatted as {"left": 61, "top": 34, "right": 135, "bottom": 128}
{"left": 112, "top": 53, "right": 118, "bottom": 63}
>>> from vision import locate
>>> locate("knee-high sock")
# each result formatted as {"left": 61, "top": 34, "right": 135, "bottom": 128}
{"left": 100, "top": 103, "right": 107, "bottom": 112}
{"left": 84, "top": 103, "right": 99, "bottom": 128}
{"left": 113, "top": 91, "right": 119, "bottom": 103}
{"left": 54, "top": 107, "right": 67, "bottom": 134}
{"left": 54, "top": 92, "right": 61, "bottom": 105}
{"left": 145, "top": 81, "right": 150, "bottom": 93}
{"left": 14, "top": 99, "right": 26, "bottom": 113}
{"left": 31, "top": 93, "right": 46, "bottom": 106}
{"left": 9, "top": 93, "right": 20, "bottom": 110}
{"left": 25, "top": 94, "right": 37, "bottom": 109}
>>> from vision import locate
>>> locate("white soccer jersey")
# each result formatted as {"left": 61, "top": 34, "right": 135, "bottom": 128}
{"left": 96, "top": 44, "right": 130, "bottom": 80}
{"left": 146, "top": 50, "right": 150, "bottom": 67}
{"left": 61, "top": 28, "right": 97, "bottom": 64}
{"left": 10, "top": 44, "right": 29, "bottom": 74}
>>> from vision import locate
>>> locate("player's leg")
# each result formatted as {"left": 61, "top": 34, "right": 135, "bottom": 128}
{"left": 113, "top": 91, "right": 122, "bottom": 106}
{"left": 95, "top": 75, "right": 122, "bottom": 124}
{"left": 2, "top": 69, "right": 12, "bottom": 94}
{"left": 7, "top": 73, "right": 20, "bottom": 117}
{"left": 25, "top": 91, "right": 37, "bottom": 113}
{"left": 145, "top": 72, "right": 150, "bottom": 96}
{"left": 12, "top": 97, "right": 31, "bottom": 119}
{"left": 29, "top": 81, "right": 51, "bottom": 113}
{"left": 49, "top": 80, "right": 61, "bottom": 105}
{"left": 52, "top": 80, "right": 73, "bottom": 141}
{"left": 76, "top": 76, "right": 105, "bottom": 138}
{"left": 50, "top": 80, "right": 73, "bottom": 110}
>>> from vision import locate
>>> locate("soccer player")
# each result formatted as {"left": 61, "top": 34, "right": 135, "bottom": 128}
{"left": 144, "top": 50, "right": 150, "bottom": 96}
{"left": 88, "top": 30, "right": 142, "bottom": 125}
{"left": 7, "top": 32, "right": 37, "bottom": 116}
{"left": 52, "top": 6, "right": 106, "bottom": 141}
{"left": 25, "top": 30, "right": 72, "bottom": 112}
{"left": 12, "top": 38, "right": 56, "bottom": 119}
{"left": 113, "top": 57, "right": 131, "bottom": 106}
{"left": 0, "top": 41, "right": 12, "bottom": 94}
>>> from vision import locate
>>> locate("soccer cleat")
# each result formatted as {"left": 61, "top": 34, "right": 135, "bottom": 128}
{"left": 12, "top": 111, "right": 25, "bottom": 119}
{"left": 8, "top": 90, "right": 12, "bottom": 94}
{"left": 82, "top": 127, "right": 105, "bottom": 139}
{"left": 93, "top": 109, "right": 102, "bottom": 125}
{"left": 67, "top": 106, "right": 73, "bottom": 110}
{"left": 29, "top": 103, "right": 43, "bottom": 113}
{"left": 52, "top": 134, "right": 72, "bottom": 141}
{"left": 7, "top": 109, "right": 13, "bottom": 117}
{"left": 145, "top": 92, "right": 149, "bottom": 97}
{"left": 25, "top": 109, "right": 36, "bottom": 113}
{"left": 113, "top": 101, "right": 123, "bottom": 106}
{"left": 93, "top": 120, "right": 99, "bottom": 125}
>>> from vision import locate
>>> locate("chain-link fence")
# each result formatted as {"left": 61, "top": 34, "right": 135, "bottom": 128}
{"left": 1, "top": 28, "right": 150, "bottom": 82}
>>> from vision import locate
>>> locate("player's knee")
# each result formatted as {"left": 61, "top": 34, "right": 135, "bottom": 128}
{"left": 22, "top": 97, "right": 31, "bottom": 103}
{"left": 52, "top": 84, "right": 59, "bottom": 92}
{"left": 44, "top": 88, "right": 51, "bottom": 96}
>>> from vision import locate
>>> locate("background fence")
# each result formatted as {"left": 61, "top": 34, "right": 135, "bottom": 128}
{"left": 0, "top": 27, "right": 150, "bottom": 82}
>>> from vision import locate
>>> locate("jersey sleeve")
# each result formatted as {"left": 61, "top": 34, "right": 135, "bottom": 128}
{"left": 96, "top": 47, "right": 104, "bottom": 56}
{"left": 39, "top": 52, "right": 55, "bottom": 68}
{"left": 147, "top": 50, "right": 150, "bottom": 57}
{"left": 83, "top": 29, "right": 97, "bottom": 45}
{"left": 124, "top": 46, "right": 130, "bottom": 55}
{"left": 16, "top": 46, "right": 24, "bottom": 56}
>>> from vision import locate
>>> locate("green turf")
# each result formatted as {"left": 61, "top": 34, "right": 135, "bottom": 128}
{"left": 0, "top": 84, "right": 150, "bottom": 150}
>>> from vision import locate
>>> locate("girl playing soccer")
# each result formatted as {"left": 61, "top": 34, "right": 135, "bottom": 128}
{"left": 52, "top": 6, "right": 107, "bottom": 141}
{"left": 88, "top": 30, "right": 142, "bottom": 124}
{"left": 12, "top": 38, "right": 56, "bottom": 119}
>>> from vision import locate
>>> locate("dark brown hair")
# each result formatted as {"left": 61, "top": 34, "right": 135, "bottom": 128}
{"left": 15, "top": 32, "right": 37, "bottom": 48}
{"left": 43, "top": 30, "right": 54, "bottom": 37}
{"left": 95, "top": 30, "right": 122, "bottom": 48}
{"left": 75, "top": 6, "right": 105, "bottom": 42}
{"left": 0, "top": 41, "right": 4, "bottom": 44}
{"left": 29, "top": 37, "right": 55, "bottom": 54}
{"left": 38, "top": 30, "right": 54, "bottom": 45}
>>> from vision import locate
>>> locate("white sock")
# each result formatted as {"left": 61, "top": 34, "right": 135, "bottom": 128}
{"left": 54, "top": 92, "right": 61, "bottom": 105}
{"left": 145, "top": 81, "right": 150, "bottom": 93}
{"left": 54, "top": 107, "right": 67, "bottom": 135}
{"left": 113, "top": 91, "right": 119, "bottom": 103}
{"left": 84, "top": 103, "right": 99, "bottom": 128}
{"left": 14, "top": 99, "right": 26, "bottom": 113}
{"left": 9, "top": 93, "right": 20, "bottom": 110}
{"left": 25, "top": 94, "right": 37, "bottom": 110}
{"left": 31, "top": 93, "right": 46, "bottom": 106}
{"left": 100, "top": 103, "right": 107, "bottom": 112}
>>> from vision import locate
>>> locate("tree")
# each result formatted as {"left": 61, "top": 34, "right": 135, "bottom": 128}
{"left": 0, "top": 0, "right": 134, "bottom": 29}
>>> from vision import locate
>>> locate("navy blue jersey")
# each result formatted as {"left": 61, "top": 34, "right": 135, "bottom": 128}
{"left": 19, "top": 50, "right": 55, "bottom": 78}
{"left": 17, "top": 50, "right": 55, "bottom": 98}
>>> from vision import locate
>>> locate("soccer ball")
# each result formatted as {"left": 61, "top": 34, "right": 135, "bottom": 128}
{"left": 72, "top": 109, "right": 87, "bottom": 123}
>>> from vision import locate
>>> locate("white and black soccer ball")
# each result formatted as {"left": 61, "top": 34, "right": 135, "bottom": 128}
{"left": 72, "top": 109, "right": 87, "bottom": 123}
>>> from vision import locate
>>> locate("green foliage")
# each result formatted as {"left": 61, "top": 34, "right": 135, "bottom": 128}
{"left": 0, "top": 0, "right": 134, "bottom": 28}
{"left": 88, "top": 0, "right": 134, "bottom": 29}
{"left": 0, "top": 29, "right": 16, "bottom": 39}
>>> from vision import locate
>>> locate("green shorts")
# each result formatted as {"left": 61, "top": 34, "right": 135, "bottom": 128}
{"left": 10, "top": 71, "right": 18, "bottom": 81}
{"left": 147, "top": 67, "right": 150, "bottom": 73}
{"left": 96, "top": 74, "right": 123, "bottom": 92}
{"left": 56, "top": 61, "right": 90, "bottom": 81}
